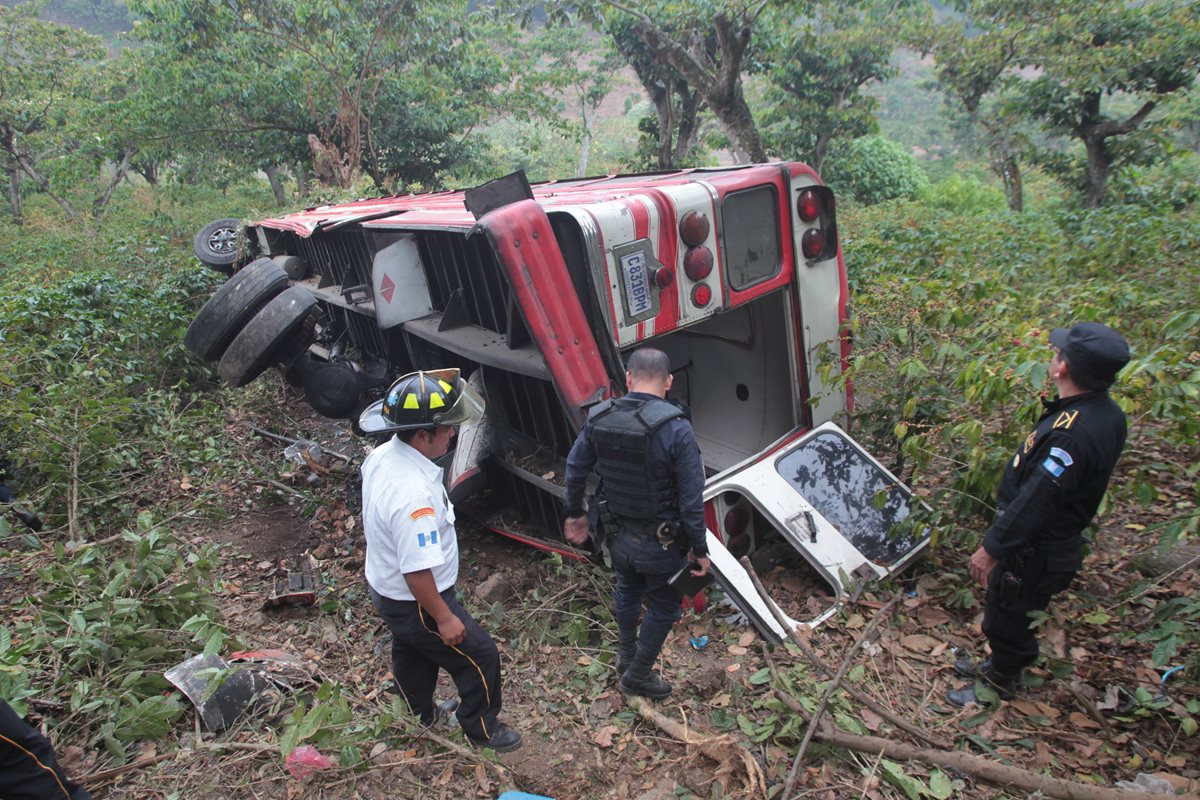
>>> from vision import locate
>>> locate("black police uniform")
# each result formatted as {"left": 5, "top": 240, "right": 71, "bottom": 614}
{"left": 979, "top": 389, "right": 1127, "bottom": 675}
{"left": 0, "top": 699, "right": 91, "bottom": 800}
{"left": 564, "top": 392, "right": 707, "bottom": 690}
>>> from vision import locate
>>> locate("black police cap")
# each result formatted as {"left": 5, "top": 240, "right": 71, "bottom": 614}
{"left": 1049, "top": 322, "right": 1130, "bottom": 386}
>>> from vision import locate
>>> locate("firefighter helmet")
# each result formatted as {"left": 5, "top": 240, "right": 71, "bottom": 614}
{"left": 358, "top": 368, "right": 484, "bottom": 434}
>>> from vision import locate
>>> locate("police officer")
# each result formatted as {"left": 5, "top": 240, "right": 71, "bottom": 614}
{"left": 563, "top": 348, "right": 711, "bottom": 699}
{"left": 948, "top": 322, "right": 1131, "bottom": 706}
{"left": 1, "top": 698, "right": 91, "bottom": 800}
{"left": 359, "top": 369, "right": 522, "bottom": 752}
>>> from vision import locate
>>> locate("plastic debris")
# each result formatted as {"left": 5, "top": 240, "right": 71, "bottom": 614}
{"left": 1114, "top": 773, "right": 1176, "bottom": 794}
{"left": 285, "top": 745, "right": 334, "bottom": 779}
{"left": 689, "top": 635, "right": 710, "bottom": 650}
{"left": 1161, "top": 665, "right": 1185, "bottom": 684}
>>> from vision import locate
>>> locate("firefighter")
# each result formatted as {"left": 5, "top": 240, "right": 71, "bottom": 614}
{"left": 563, "top": 348, "right": 710, "bottom": 699}
{"left": 948, "top": 322, "right": 1131, "bottom": 706}
{"left": 358, "top": 369, "right": 522, "bottom": 752}
{"left": 0, "top": 699, "right": 91, "bottom": 800}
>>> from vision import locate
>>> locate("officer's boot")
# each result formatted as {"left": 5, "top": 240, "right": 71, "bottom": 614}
{"left": 618, "top": 646, "right": 672, "bottom": 699}
{"left": 615, "top": 632, "right": 638, "bottom": 678}
{"left": 946, "top": 662, "right": 1022, "bottom": 707}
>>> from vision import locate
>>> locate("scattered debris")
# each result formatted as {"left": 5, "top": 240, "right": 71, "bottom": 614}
{"left": 164, "top": 654, "right": 275, "bottom": 732}
{"left": 284, "top": 745, "right": 334, "bottom": 779}
{"left": 263, "top": 557, "right": 319, "bottom": 609}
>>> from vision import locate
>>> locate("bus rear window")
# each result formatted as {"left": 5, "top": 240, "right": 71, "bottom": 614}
{"left": 721, "top": 185, "right": 781, "bottom": 290}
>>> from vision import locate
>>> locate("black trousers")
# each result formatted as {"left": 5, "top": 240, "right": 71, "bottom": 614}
{"left": 0, "top": 700, "right": 90, "bottom": 800}
{"left": 981, "top": 554, "right": 1076, "bottom": 675}
{"left": 370, "top": 586, "right": 503, "bottom": 742}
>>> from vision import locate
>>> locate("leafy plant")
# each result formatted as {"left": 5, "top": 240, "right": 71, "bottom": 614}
{"left": 821, "top": 135, "right": 930, "bottom": 205}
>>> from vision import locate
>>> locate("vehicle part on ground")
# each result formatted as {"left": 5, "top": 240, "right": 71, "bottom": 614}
{"left": 184, "top": 258, "right": 290, "bottom": 362}
{"left": 217, "top": 286, "right": 317, "bottom": 387}
{"left": 164, "top": 653, "right": 275, "bottom": 731}
{"left": 193, "top": 217, "right": 243, "bottom": 273}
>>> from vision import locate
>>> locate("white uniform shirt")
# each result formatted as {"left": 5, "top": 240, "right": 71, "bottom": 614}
{"left": 361, "top": 436, "right": 459, "bottom": 601}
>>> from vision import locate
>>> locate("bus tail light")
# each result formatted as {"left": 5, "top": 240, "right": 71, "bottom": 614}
{"left": 797, "top": 189, "right": 821, "bottom": 222}
{"left": 801, "top": 228, "right": 826, "bottom": 260}
{"left": 683, "top": 246, "right": 713, "bottom": 281}
{"left": 691, "top": 283, "right": 712, "bottom": 307}
{"left": 679, "top": 211, "right": 710, "bottom": 246}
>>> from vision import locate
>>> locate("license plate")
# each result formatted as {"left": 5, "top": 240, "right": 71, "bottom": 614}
{"left": 620, "top": 248, "right": 652, "bottom": 317}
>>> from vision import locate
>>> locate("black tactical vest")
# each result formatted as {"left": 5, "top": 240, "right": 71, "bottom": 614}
{"left": 588, "top": 396, "right": 685, "bottom": 524}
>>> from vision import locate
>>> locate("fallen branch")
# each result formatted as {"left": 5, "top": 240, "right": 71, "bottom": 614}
{"left": 738, "top": 556, "right": 951, "bottom": 750}
{"left": 626, "top": 695, "right": 766, "bottom": 798}
{"left": 772, "top": 690, "right": 1198, "bottom": 800}
{"left": 624, "top": 695, "right": 763, "bottom": 796}
{"left": 248, "top": 425, "right": 353, "bottom": 463}
{"left": 417, "top": 726, "right": 513, "bottom": 789}
{"left": 781, "top": 591, "right": 901, "bottom": 800}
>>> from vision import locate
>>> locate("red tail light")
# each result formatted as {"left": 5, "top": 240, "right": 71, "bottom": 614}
{"left": 691, "top": 283, "right": 712, "bottom": 307}
{"left": 653, "top": 267, "right": 675, "bottom": 289}
{"left": 801, "top": 228, "right": 826, "bottom": 260}
{"left": 679, "top": 211, "right": 710, "bottom": 246}
{"left": 683, "top": 246, "right": 713, "bottom": 281}
{"left": 797, "top": 188, "right": 821, "bottom": 222}
{"left": 724, "top": 506, "right": 749, "bottom": 536}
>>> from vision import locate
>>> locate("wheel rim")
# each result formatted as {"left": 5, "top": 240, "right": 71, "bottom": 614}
{"left": 208, "top": 227, "right": 237, "bottom": 254}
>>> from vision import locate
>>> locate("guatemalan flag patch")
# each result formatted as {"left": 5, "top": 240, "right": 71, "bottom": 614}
{"left": 1042, "top": 446, "right": 1074, "bottom": 478}
{"left": 417, "top": 530, "right": 439, "bottom": 548}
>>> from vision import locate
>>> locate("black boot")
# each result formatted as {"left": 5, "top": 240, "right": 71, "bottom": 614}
{"left": 619, "top": 646, "right": 672, "bottom": 699}
{"left": 947, "top": 663, "right": 1022, "bottom": 707}
{"left": 615, "top": 632, "right": 637, "bottom": 678}
{"left": 953, "top": 656, "right": 993, "bottom": 679}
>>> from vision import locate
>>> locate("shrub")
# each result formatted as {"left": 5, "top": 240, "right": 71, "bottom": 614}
{"left": 917, "top": 174, "right": 1008, "bottom": 215}
{"left": 821, "top": 135, "right": 930, "bottom": 205}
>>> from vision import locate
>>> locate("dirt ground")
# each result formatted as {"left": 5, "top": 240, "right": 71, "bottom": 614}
{"left": 7, "top": 394, "right": 1199, "bottom": 800}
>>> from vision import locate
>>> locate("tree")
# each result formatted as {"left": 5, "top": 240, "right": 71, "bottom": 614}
{"left": 601, "top": 0, "right": 768, "bottom": 163}
{"left": 129, "top": 0, "right": 514, "bottom": 191}
{"left": 928, "top": 0, "right": 1200, "bottom": 208}
{"left": 0, "top": 3, "right": 105, "bottom": 222}
{"left": 609, "top": 16, "right": 707, "bottom": 169}
{"left": 758, "top": 0, "right": 912, "bottom": 175}
{"left": 529, "top": 24, "right": 626, "bottom": 176}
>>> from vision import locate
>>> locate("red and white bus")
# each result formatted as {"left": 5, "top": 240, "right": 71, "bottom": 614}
{"left": 187, "top": 165, "right": 926, "bottom": 638}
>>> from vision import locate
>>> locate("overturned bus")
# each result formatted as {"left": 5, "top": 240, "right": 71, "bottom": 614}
{"left": 185, "top": 165, "right": 927, "bottom": 640}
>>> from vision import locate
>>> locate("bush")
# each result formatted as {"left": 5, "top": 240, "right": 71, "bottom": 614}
{"left": 821, "top": 135, "right": 930, "bottom": 205}
{"left": 917, "top": 174, "right": 1008, "bottom": 215}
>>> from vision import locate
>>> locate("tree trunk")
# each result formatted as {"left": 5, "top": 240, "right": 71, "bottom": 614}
{"left": 813, "top": 132, "right": 832, "bottom": 176}
{"left": 92, "top": 148, "right": 134, "bottom": 220}
{"left": 631, "top": 12, "right": 766, "bottom": 165}
{"left": 264, "top": 164, "right": 287, "bottom": 206}
{"left": 6, "top": 165, "right": 21, "bottom": 225}
{"left": 1083, "top": 135, "right": 1110, "bottom": 209}
{"left": 672, "top": 85, "right": 704, "bottom": 167}
{"left": 134, "top": 159, "right": 159, "bottom": 186}
{"left": 577, "top": 98, "right": 593, "bottom": 178}
{"left": 294, "top": 163, "right": 311, "bottom": 198}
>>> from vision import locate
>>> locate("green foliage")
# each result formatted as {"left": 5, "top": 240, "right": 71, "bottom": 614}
{"left": 6, "top": 514, "right": 222, "bottom": 760}
{"left": 917, "top": 174, "right": 1008, "bottom": 215}
{"left": 758, "top": 0, "right": 919, "bottom": 172}
{"left": 0, "top": 260, "right": 240, "bottom": 533}
{"left": 822, "top": 135, "right": 929, "bottom": 205}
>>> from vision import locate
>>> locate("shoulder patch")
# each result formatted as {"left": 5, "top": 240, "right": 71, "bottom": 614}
{"left": 1049, "top": 446, "right": 1074, "bottom": 467}
{"left": 1052, "top": 410, "right": 1079, "bottom": 430}
{"left": 409, "top": 506, "right": 435, "bottom": 521}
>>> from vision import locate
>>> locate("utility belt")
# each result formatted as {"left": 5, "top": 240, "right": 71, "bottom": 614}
{"left": 594, "top": 499, "right": 684, "bottom": 549}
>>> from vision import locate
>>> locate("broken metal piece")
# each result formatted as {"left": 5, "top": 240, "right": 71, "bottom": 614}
{"left": 164, "top": 653, "right": 274, "bottom": 732}
{"left": 263, "top": 558, "right": 320, "bottom": 609}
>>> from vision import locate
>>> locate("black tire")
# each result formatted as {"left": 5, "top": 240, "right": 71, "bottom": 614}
{"left": 193, "top": 218, "right": 243, "bottom": 273}
{"left": 184, "top": 258, "right": 289, "bottom": 362}
{"left": 218, "top": 287, "right": 318, "bottom": 387}
{"left": 272, "top": 254, "right": 309, "bottom": 280}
